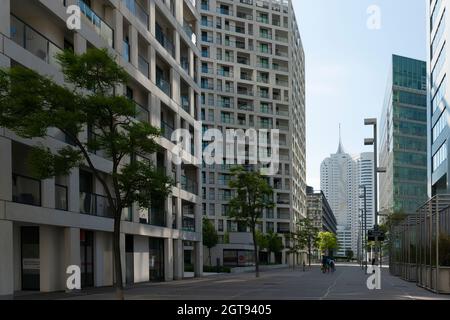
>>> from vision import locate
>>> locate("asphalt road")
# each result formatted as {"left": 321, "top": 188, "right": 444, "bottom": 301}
{"left": 36, "top": 264, "right": 448, "bottom": 300}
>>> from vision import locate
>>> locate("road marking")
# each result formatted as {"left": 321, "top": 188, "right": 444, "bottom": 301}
{"left": 320, "top": 271, "right": 344, "bottom": 300}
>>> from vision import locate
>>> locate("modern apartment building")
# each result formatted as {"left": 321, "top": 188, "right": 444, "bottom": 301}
{"left": 321, "top": 136, "right": 374, "bottom": 257}
{"left": 306, "top": 187, "right": 337, "bottom": 235}
{"left": 379, "top": 55, "right": 428, "bottom": 217}
{"left": 0, "top": 0, "right": 203, "bottom": 297}
{"left": 429, "top": 0, "right": 450, "bottom": 196}
{"left": 199, "top": 0, "right": 306, "bottom": 267}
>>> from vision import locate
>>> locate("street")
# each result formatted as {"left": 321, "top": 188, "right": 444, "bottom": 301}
{"left": 15, "top": 264, "right": 449, "bottom": 300}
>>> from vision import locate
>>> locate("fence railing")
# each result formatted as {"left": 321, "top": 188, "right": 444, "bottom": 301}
{"left": 12, "top": 173, "right": 41, "bottom": 207}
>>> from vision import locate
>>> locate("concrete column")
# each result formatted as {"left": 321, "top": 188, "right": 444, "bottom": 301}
{"left": 171, "top": 69, "right": 180, "bottom": 104}
{"left": 113, "top": 8, "right": 123, "bottom": 58}
{"left": 0, "top": 137, "right": 12, "bottom": 202}
{"left": 175, "top": 0, "right": 183, "bottom": 24}
{"left": 173, "top": 239, "right": 183, "bottom": 280}
{"left": 189, "top": 48, "right": 194, "bottom": 78}
{"left": 120, "top": 232, "right": 126, "bottom": 285}
{"left": 164, "top": 237, "right": 174, "bottom": 281}
{"left": 174, "top": 32, "right": 181, "bottom": 64}
{"left": 129, "top": 25, "right": 138, "bottom": 68}
{"left": 133, "top": 235, "right": 149, "bottom": 283}
{"left": 0, "top": 0, "right": 11, "bottom": 38}
{"left": 0, "top": 220, "right": 14, "bottom": 297}
{"left": 68, "top": 167, "right": 80, "bottom": 213}
{"left": 150, "top": 94, "right": 160, "bottom": 128}
{"left": 40, "top": 226, "right": 63, "bottom": 292}
{"left": 149, "top": 0, "right": 156, "bottom": 36}
{"left": 74, "top": 33, "right": 87, "bottom": 55}
{"left": 64, "top": 227, "right": 80, "bottom": 283}
{"left": 194, "top": 241, "right": 203, "bottom": 277}
{"left": 149, "top": 46, "right": 156, "bottom": 83}
{"left": 189, "top": 87, "right": 195, "bottom": 116}
{"left": 41, "top": 178, "right": 56, "bottom": 209}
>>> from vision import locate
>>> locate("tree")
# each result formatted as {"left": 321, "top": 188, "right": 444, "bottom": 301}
{"left": 203, "top": 217, "right": 219, "bottom": 266}
{"left": 228, "top": 166, "right": 274, "bottom": 277}
{"left": 266, "top": 231, "right": 283, "bottom": 263}
{"left": 317, "top": 232, "right": 338, "bottom": 257}
{"left": 0, "top": 48, "right": 174, "bottom": 299}
{"left": 288, "top": 218, "right": 319, "bottom": 267}
{"left": 345, "top": 249, "right": 354, "bottom": 261}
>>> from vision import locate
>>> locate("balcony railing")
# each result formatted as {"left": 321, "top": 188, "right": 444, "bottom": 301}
{"left": 134, "top": 101, "right": 149, "bottom": 123}
{"left": 156, "top": 76, "right": 171, "bottom": 96}
{"left": 123, "top": 40, "right": 130, "bottom": 62}
{"left": 78, "top": 0, "right": 114, "bottom": 48}
{"left": 10, "top": 15, "right": 63, "bottom": 68}
{"left": 181, "top": 95, "right": 190, "bottom": 113}
{"left": 12, "top": 174, "right": 41, "bottom": 207}
{"left": 55, "top": 184, "right": 68, "bottom": 211}
{"left": 156, "top": 23, "right": 175, "bottom": 57}
{"left": 216, "top": 7, "right": 233, "bottom": 16}
{"left": 80, "top": 192, "right": 114, "bottom": 218}
{"left": 123, "top": 0, "right": 149, "bottom": 29}
{"left": 183, "top": 20, "right": 197, "bottom": 45}
{"left": 138, "top": 55, "right": 149, "bottom": 78}
{"left": 181, "top": 176, "right": 198, "bottom": 195}
{"left": 161, "top": 120, "right": 174, "bottom": 140}
{"left": 182, "top": 216, "right": 196, "bottom": 232}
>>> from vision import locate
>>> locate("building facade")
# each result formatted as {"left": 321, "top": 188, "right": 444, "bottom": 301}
{"left": 199, "top": 0, "right": 306, "bottom": 267}
{"left": 429, "top": 0, "right": 450, "bottom": 196}
{"left": 306, "top": 187, "right": 337, "bottom": 235}
{"left": 0, "top": 0, "right": 203, "bottom": 297}
{"left": 320, "top": 137, "right": 374, "bottom": 257}
{"left": 379, "top": 55, "right": 427, "bottom": 217}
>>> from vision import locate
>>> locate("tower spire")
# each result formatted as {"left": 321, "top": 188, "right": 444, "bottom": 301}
{"left": 337, "top": 123, "right": 345, "bottom": 154}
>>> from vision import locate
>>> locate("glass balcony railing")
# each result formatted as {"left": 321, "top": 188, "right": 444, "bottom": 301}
{"left": 12, "top": 173, "right": 41, "bottom": 207}
{"left": 123, "top": 0, "right": 149, "bottom": 29}
{"left": 181, "top": 95, "right": 191, "bottom": 113}
{"left": 155, "top": 23, "right": 175, "bottom": 57}
{"left": 181, "top": 176, "right": 198, "bottom": 195}
{"left": 182, "top": 216, "right": 196, "bottom": 232}
{"left": 78, "top": 0, "right": 114, "bottom": 48}
{"left": 216, "top": 7, "right": 233, "bottom": 16}
{"left": 161, "top": 120, "right": 174, "bottom": 140}
{"left": 123, "top": 40, "right": 130, "bottom": 62}
{"left": 55, "top": 184, "right": 68, "bottom": 211}
{"left": 80, "top": 192, "right": 114, "bottom": 218}
{"left": 138, "top": 55, "right": 149, "bottom": 78}
{"left": 181, "top": 57, "right": 190, "bottom": 73}
{"left": 156, "top": 76, "right": 171, "bottom": 96}
{"left": 10, "top": 15, "right": 63, "bottom": 68}
{"left": 134, "top": 101, "right": 149, "bottom": 123}
{"left": 183, "top": 21, "right": 197, "bottom": 45}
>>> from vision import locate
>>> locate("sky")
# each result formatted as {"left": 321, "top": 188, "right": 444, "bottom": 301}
{"left": 292, "top": 0, "right": 427, "bottom": 190}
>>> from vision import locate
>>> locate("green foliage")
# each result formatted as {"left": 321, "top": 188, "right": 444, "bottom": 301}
{"left": 228, "top": 166, "right": 274, "bottom": 276}
{"left": 203, "top": 217, "right": 219, "bottom": 249}
{"left": 318, "top": 232, "right": 339, "bottom": 253}
{"left": 345, "top": 249, "right": 354, "bottom": 260}
{"left": 228, "top": 166, "right": 274, "bottom": 228}
{"left": 256, "top": 230, "right": 269, "bottom": 250}
{"left": 0, "top": 48, "right": 174, "bottom": 297}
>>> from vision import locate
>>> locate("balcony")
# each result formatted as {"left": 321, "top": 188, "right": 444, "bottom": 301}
{"left": 161, "top": 120, "right": 174, "bottom": 140}
{"left": 134, "top": 101, "right": 149, "bottom": 123}
{"left": 182, "top": 216, "right": 196, "bottom": 232}
{"left": 201, "top": 20, "right": 213, "bottom": 28}
{"left": 155, "top": 23, "right": 175, "bottom": 57}
{"left": 217, "top": 69, "right": 233, "bottom": 77}
{"left": 138, "top": 55, "right": 149, "bottom": 78}
{"left": 80, "top": 192, "right": 114, "bottom": 218}
{"left": 236, "top": 12, "right": 253, "bottom": 20}
{"left": 216, "top": 7, "right": 233, "bottom": 16}
{"left": 55, "top": 184, "right": 68, "bottom": 211}
{"left": 12, "top": 174, "right": 41, "bottom": 207}
{"left": 181, "top": 176, "right": 198, "bottom": 195}
{"left": 181, "top": 57, "right": 190, "bottom": 73}
{"left": 123, "top": 0, "right": 149, "bottom": 29}
{"left": 156, "top": 76, "right": 171, "bottom": 96}
{"left": 10, "top": 15, "right": 63, "bottom": 68}
{"left": 78, "top": 0, "right": 114, "bottom": 48}
{"left": 183, "top": 21, "right": 197, "bottom": 45}
{"left": 201, "top": 66, "right": 214, "bottom": 74}
{"left": 181, "top": 95, "right": 190, "bottom": 113}
{"left": 123, "top": 40, "right": 130, "bottom": 62}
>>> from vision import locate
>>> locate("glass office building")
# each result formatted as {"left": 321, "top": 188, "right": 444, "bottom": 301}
{"left": 380, "top": 55, "right": 428, "bottom": 217}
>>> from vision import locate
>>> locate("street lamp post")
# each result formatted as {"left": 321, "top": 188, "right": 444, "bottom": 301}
{"left": 359, "top": 185, "right": 367, "bottom": 271}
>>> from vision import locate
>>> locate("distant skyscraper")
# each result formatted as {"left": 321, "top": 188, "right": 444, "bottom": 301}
{"left": 320, "top": 132, "right": 373, "bottom": 256}
{"left": 379, "top": 55, "right": 427, "bottom": 216}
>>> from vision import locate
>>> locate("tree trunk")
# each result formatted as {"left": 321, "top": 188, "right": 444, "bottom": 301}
{"left": 308, "top": 244, "right": 312, "bottom": 267}
{"left": 209, "top": 248, "right": 212, "bottom": 267}
{"left": 113, "top": 215, "right": 124, "bottom": 300}
{"left": 252, "top": 230, "right": 259, "bottom": 278}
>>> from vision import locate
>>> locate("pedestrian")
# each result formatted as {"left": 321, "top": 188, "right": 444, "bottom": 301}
{"left": 321, "top": 256, "right": 328, "bottom": 274}
{"left": 330, "top": 259, "right": 336, "bottom": 273}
